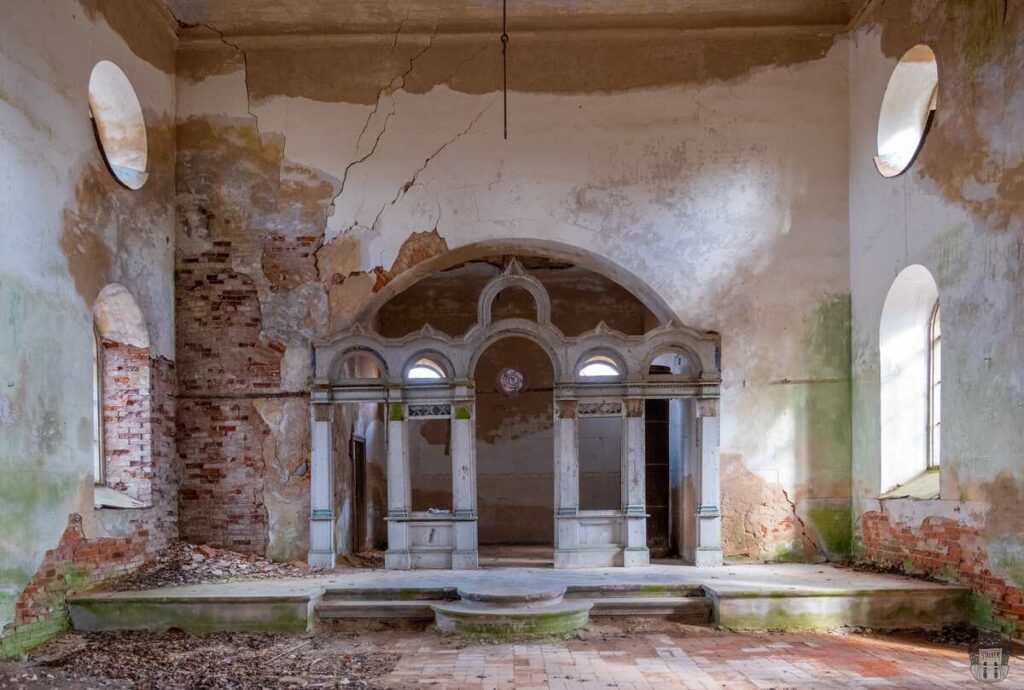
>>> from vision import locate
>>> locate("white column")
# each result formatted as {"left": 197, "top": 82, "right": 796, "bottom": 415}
{"left": 553, "top": 399, "right": 580, "bottom": 568}
{"left": 308, "top": 402, "right": 336, "bottom": 567}
{"left": 694, "top": 398, "right": 723, "bottom": 566}
{"left": 623, "top": 399, "right": 650, "bottom": 567}
{"left": 451, "top": 397, "right": 478, "bottom": 569}
{"left": 384, "top": 400, "right": 412, "bottom": 570}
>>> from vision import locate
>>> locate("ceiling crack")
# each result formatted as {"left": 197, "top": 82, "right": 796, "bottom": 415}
{"left": 327, "top": 21, "right": 440, "bottom": 235}
{"left": 369, "top": 96, "right": 498, "bottom": 234}
{"left": 202, "top": 24, "right": 261, "bottom": 134}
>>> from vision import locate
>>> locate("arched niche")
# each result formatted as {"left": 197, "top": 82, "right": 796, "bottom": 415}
{"left": 93, "top": 283, "right": 149, "bottom": 349}
{"left": 879, "top": 264, "right": 940, "bottom": 494}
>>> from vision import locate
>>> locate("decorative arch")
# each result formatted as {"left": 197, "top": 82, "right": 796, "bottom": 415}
{"left": 468, "top": 328, "right": 563, "bottom": 382}
{"left": 328, "top": 346, "right": 388, "bottom": 382}
{"left": 643, "top": 346, "right": 701, "bottom": 380}
{"left": 350, "top": 238, "right": 682, "bottom": 332}
{"left": 575, "top": 349, "right": 626, "bottom": 380}
{"left": 476, "top": 259, "right": 551, "bottom": 327}
{"left": 403, "top": 351, "right": 453, "bottom": 382}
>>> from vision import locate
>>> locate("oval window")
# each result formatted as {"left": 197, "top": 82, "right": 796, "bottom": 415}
{"left": 88, "top": 61, "right": 149, "bottom": 189}
{"left": 874, "top": 44, "right": 938, "bottom": 178}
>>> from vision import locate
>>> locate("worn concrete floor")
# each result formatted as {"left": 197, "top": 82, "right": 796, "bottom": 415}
{"left": 88, "top": 562, "right": 964, "bottom": 601}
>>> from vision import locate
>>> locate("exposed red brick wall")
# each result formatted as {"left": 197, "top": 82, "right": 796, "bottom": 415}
{"left": 3, "top": 356, "right": 177, "bottom": 655}
{"left": 101, "top": 341, "right": 153, "bottom": 504}
{"left": 177, "top": 399, "right": 270, "bottom": 553}
{"left": 4, "top": 515, "right": 148, "bottom": 634}
{"left": 859, "top": 510, "right": 1024, "bottom": 635}
{"left": 176, "top": 242, "right": 283, "bottom": 395}
{"left": 175, "top": 238, "right": 284, "bottom": 554}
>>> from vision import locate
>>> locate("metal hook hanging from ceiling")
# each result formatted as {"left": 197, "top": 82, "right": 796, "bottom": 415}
{"left": 501, "top": 0, "right": 509, "bottom": 139}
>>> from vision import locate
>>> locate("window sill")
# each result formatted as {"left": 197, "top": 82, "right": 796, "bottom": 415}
{"left": 878, "top": 467, "right": 940, "bottom": 501}
{"left": 94, "top": 485, "right": 148, "bottom": 510}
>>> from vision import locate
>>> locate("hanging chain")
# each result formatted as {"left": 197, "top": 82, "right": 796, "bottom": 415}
{"left": 501, "top": 0, "right": 509, "bottom": 139}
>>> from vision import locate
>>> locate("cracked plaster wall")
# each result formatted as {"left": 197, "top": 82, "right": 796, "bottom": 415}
{"left": 0, "top": 0, "right": 178, "bottom": 654}
{"left": 849, "top": 1, "right": 1024, "bottom": 634}
{"left": 174, "top": 23, "right": 852, "bottom": 562}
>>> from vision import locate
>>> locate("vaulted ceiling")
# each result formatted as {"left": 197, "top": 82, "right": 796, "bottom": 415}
{"left": 164, "top": 0, "right": 868, "bottom": 36}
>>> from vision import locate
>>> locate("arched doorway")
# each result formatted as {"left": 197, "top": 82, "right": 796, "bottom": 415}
{"left": 473, "top": 336, "right": 556, "bottom": 566}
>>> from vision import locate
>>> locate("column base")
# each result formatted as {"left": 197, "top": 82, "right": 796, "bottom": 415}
{"left": 307, "top": 550, "right": 336, "bottom": 568}
{"left": 694, "top": 547, "right": 723, "bottom": 567}
{"left": 385, "top": 550, "right": 412, "bottom": 570}
{"left": 622, "top": 547, "right": 650, "bottom": 568}
{"left": 452, "top": 549, "right": 479, "bottom": 570}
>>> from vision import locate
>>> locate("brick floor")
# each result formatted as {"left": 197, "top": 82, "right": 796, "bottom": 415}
{"left": 383, "top": 628, "right": 1023, "bottom": 689}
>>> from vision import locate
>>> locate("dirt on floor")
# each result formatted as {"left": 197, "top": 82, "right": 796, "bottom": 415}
{"left": 1, "top": 630, "right": 407, "bottom": 690}
{"left": 106, "top": 542, "right": 384, "bottom": 591}
{"left": 0, "top": 622, "right": 1015, "bottom": 690}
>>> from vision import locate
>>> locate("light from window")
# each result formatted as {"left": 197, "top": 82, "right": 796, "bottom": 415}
{"left": 578, "top": 355, "right": 620, "bottom": 378}
{"left": 928, "top": 301, "right": 941, "bottom": 467}
{"left": 874, "top": 44, "right": 938, "bottom": 178}
{"left": 88, "top": 61, "right": 149, "bottom": 189}
{"left": 407, "top": 358, "right": 446, "bottom": 380}
{"left": 92, "top": 329, "right": 104, "bottom": 484}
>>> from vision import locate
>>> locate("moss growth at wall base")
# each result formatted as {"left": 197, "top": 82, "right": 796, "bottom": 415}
{"left": 0, "top": 614, "right": 69, "bottom": 660}
{"left": 808, "top": 504, "right": 853, "bottom": 558}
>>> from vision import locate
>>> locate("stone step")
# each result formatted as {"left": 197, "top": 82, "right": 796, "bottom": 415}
{"left": 566, "top": 583, "right": 705, "bottom": 599}
{"left": 315, "top": 599, "right": 440, "bottom": 620}
{"left": 321, "top": 586, "right": 457, "bottom": 602}
{"left": 589, "top": 596, "right": 713, "bottom": 622}
{"left": 457, "top": 586, "right": 565, "bottom": 606}
{"left": 431, "top": 599, "right": 593, "bottom": 636}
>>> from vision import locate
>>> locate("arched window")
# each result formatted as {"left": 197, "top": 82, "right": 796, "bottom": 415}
{"left": 928, "top": 300, "right": 941, "bottom": 468}
{"left": 406, "top": 357, "right": 447, "bottom": 381}
{"left": 879, "top": 265, "right": 940, "bottom": 498}
{"left": 578, "top": 354, "right": 621, "bottom": 379}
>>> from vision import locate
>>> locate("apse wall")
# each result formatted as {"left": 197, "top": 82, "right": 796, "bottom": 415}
{"left": 174, "top": 22, "right": 853, "bottom": 564}
{"left": 0, "top": 1, "right": 178, "bottom": 657}
{"left": 849, "top": 2, "right": 1024, "bottom": 635}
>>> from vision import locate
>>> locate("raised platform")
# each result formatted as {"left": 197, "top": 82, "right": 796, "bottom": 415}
{"left": 67, "top": 563, "right": 971, "bottom": 636}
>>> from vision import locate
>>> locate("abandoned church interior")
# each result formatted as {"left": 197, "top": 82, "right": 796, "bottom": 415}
{"left": 1, "top": 0, "right": 1023, "bottom": 686}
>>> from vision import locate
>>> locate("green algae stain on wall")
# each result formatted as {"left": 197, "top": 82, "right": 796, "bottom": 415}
{"left": 945, "top": 0, "right": 1009, "bottom": 69}
{"left": 808, "top": 504, "right": 853, "bottom": 557}
{"left": 800, "top": 295, "right": 853, "bottom": 494}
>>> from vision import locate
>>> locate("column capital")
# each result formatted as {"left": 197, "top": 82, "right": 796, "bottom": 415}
{"left": 556, "top": 399, "right": 578, "bottom": 419}
{"left": 696, "top": 398, "right": 719, "bottom": 418}
{"left": 312, "top": 402, "right": 334, "bottom": 422}
{"left": 624, "top": 398, "right": 645, "bottom": 418}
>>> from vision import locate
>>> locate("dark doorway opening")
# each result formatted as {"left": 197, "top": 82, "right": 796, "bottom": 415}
{"left": 474, "top": 336, "right": 555, "bottom": 565}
